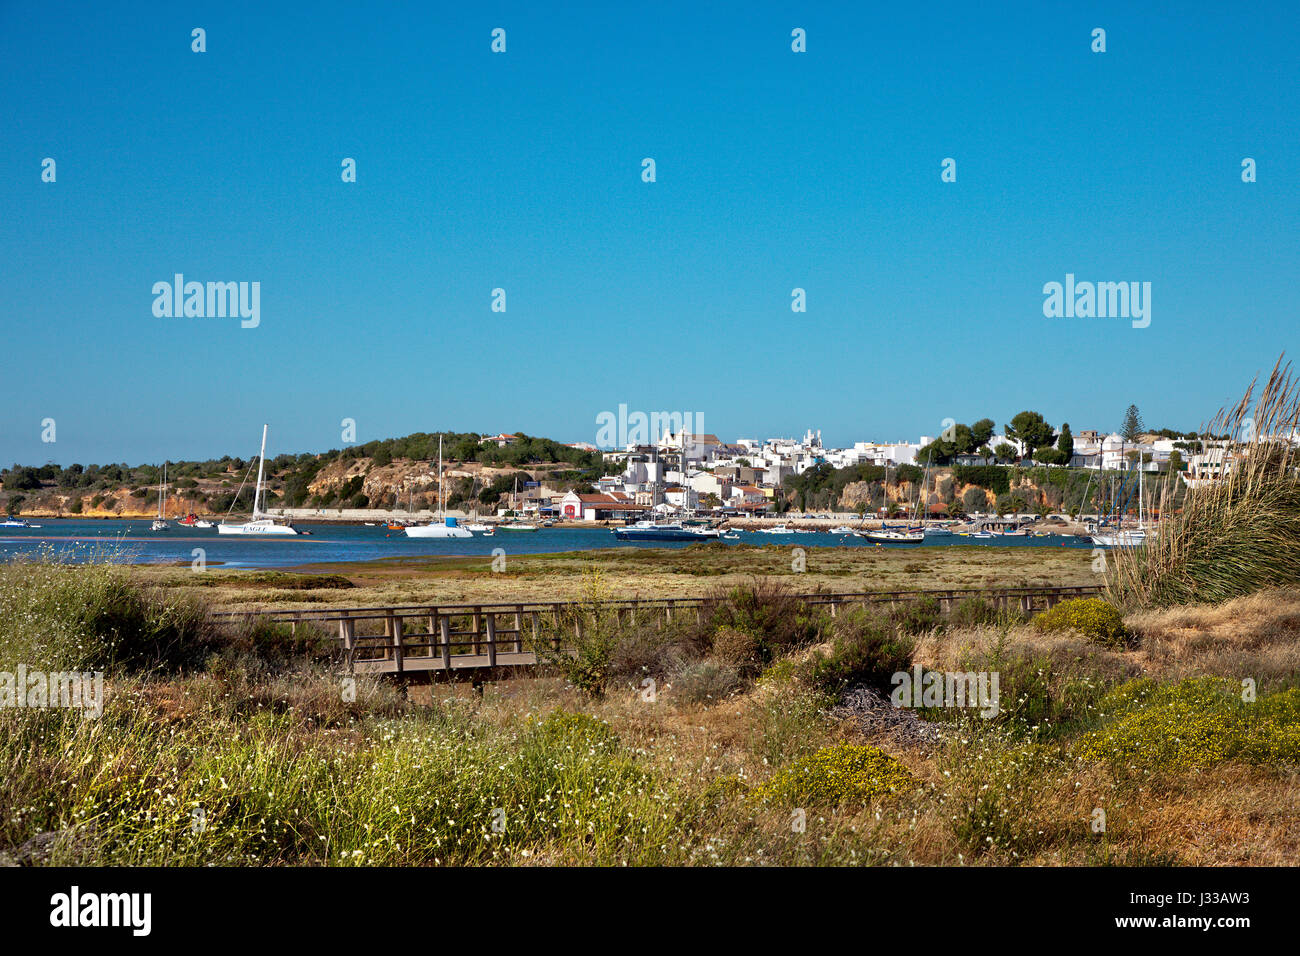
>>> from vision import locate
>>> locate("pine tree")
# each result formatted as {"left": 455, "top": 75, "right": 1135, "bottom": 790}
{"left": 1121, "top": 405, "right": 1145, "bottom": 443}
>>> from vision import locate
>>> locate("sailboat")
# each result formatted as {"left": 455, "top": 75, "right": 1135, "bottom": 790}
{"left": 218, "top": 425, "right": 298, "bottom": 535}
{"left": 405, "top": 436, "right": 472, "bottom": 538}
{"left": 1091, "top": 462, "right": 1147, "bottom": 547}
{"left": 499, "top": 476, "right": 538, "bottom": 530}
{"left": 150, "top": 464, "right": 169, "bottom": 531}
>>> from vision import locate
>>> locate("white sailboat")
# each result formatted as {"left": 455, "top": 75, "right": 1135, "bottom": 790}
{"left": 150, "top": 463, "right": 169, "bottom": 531}
{"left": 498, "top": 476, "right": 537, "bottom": 530}
{"left": 406, "top": 436, "right": 473, "bottom": 538}
{"left": 218, "top": 425, "right": 299, "bottom": 535}
{"left": 1091, "top": 464, "right": 1146, "bottom": 547}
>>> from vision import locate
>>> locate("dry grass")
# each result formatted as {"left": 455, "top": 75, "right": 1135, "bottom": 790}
{"left": 1125, "top": 589, "right": 1300, "bottom": 687}
{"left": 131, "top": 544, "right": 1097, "bottom": 612}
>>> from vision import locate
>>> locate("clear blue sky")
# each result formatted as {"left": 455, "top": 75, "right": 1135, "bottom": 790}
{"left": 2, "top": 1, "right": 1297, "bottom": 466}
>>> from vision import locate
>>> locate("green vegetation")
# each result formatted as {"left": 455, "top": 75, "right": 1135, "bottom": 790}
{"left": 750, "top": 744, "right": 916, "bottom": 808}
{"left": 1076, "top": 678, "right": 1300, "bottom": 774}
{"left": 1033, "top": 597, "right": 1128, "bottom": 647}
{"left": 0, "top": 430, "right": 612, "bottom": 514}
{"left": 804, "top": 607, "right": 914, "bottom": 696}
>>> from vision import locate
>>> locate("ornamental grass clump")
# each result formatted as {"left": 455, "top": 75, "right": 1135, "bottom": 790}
{"left": 1107, "top": 356, "right": 1300, "bottom": 609}
{"left": 1075, "top": 677, "right": 1300, "bottom": 774}
{"left": 1032, "top": 598, "right": 1128, "bottom": 648}
{"left": 750, "top": 743, "right": 916, "bottom": 808}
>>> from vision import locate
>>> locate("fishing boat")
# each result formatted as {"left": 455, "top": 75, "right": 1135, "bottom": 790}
{"left": 218, "top": 426, "right": 299, "bottom": 535}
{"left": 406, "top": 436, "right": 473, "bottom": 538}
{"left": 863, "top": 529, "right": 924, "bottom": 544}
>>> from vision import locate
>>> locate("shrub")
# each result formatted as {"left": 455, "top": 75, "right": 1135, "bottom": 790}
{"left": 1076, "top": 678, "right": 1300, "bottom": 773}
{"left": 892, "top": 596, "right": 944, "bottom": 635}
{"left": 1033, "top": 598, "right": 1127, "bottom": 647}
{"left": 805, "top": 608, "right": 913, "bottom": 697}
{"left": 607, "top": 623, "right": 684, "bottom": 684}
{"left": 951, "top": 596, "right": 998, "bottom": 628}
{"left": 702, "top": 580, "right": 823, "bottom": 664}
{"left": 751, "top": 743, "right": 915, "bottom": 808}
{"left": 711, "top": 626, "right": 760, "bottom": 675}
{"left": 672, "top": 660, "right": 742, "bottom": 706}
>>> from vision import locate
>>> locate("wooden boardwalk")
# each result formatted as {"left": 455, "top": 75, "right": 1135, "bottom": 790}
{"left": 209, "top": 584, "right": 1102, "bottom": 680}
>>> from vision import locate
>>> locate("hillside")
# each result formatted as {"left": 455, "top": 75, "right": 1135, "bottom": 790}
{"left": 0, "top": 432, "right": 611, "bottom": 518}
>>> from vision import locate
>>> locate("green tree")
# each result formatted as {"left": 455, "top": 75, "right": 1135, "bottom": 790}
{"left": 970, "top": 418, "right": 995, "bottom": 448}
{"left": 1005, "top": 411, "right": 1055, "bottom": 459}
{"left": 1121, "top": 405, "right": 1145, "bottom": 443}
{"left": 1057, "top": 423, "right": 1073, "bottom": 461}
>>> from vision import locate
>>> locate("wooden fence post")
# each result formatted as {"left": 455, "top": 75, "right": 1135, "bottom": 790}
{"left": 485, "top": 614, "right": 498, "bottom": 667}
{"left": 439, "top": 615, "right": 452, "bottom": 671}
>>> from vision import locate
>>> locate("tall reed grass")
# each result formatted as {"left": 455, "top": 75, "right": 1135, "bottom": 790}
{"left": 1107, "top": 356, "right": 1300, "bottom": 608}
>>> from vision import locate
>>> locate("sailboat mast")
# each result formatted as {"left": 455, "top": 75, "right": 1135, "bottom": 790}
{"left": 254, "top": 424, "right": 268, "bottom": 517}
{"left": 438, "top": 435, "right": 444, "bottom": 519}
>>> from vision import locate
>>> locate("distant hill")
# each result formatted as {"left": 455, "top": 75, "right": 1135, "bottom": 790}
{"left": 1, "top": 432, "right": 612, "bottom": 518}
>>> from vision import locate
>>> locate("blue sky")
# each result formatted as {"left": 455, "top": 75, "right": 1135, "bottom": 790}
{"left": 2, "top": 1, "right": 1297, "bottom": 465}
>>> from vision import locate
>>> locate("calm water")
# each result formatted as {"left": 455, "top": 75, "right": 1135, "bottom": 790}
{"left": 0, "top": 520, "right": 1095, "bottom": 570}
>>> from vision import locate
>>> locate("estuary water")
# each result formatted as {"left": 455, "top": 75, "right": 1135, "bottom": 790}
{"left": 0, "top": 520, "right": 1096, "bottom": 570}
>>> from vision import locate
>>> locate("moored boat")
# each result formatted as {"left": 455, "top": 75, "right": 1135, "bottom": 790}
{"left": 405, "top": 436, "right": 473, "bottom": 538}
{"left": 219, "top": 426, "right": 299, "bottom": 535}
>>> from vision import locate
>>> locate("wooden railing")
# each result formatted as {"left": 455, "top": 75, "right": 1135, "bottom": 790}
{"left": 209, "top": 585, "right": 1102, "bottom": 678}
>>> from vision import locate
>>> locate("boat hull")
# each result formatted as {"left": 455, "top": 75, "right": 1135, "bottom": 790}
{"left": 863, "top": 531, "right": 924, "bottom": 544}
{"left": 615, "top": 527, "right": 714, "bottom": 541}
{"left": 218, "top": 520, "right": 298, "bottom": 535}
{"left": 1090, "top": 532, "right": 1146, "bottom": 547}
{"left": 404, "top": 525, "right": 473, "bottom": 538}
